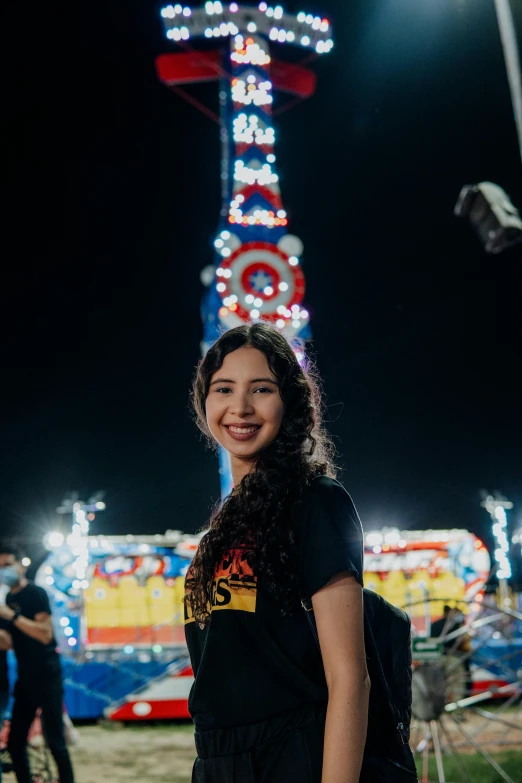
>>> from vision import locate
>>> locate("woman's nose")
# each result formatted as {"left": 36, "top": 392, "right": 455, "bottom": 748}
{"left": 229, "top": 392, "right": 254, "bottom": 416}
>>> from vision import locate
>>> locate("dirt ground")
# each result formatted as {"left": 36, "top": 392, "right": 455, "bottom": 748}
{"left": 1, "top": 722, "right": 196, "bottom": 783}
{"left": 69, "top": 723, "right": 196, "bottom": 783}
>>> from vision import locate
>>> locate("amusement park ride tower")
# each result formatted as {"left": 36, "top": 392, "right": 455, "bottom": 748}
{"left": 156, "top": 2, "right": 334, "bottom": 494}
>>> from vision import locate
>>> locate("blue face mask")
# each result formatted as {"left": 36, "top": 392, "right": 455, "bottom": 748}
{"left": 0, "top": 566, "right": 20, "bottom": 588}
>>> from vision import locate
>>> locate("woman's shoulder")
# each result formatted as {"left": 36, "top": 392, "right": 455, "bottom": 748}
{"left": 303, "top": 475, "right": 351, "bottom": 502}
{"left": 298, "top": 476, "right": 364, "bottom": 594}
{"left": 299, "top": 475, "right": 359, "bottom": 523}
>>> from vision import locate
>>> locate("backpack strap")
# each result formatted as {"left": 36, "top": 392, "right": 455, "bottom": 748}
{"left": 302, "top": 596, "right": 320, "bottom": 646}
{"left": 301, "top": 595, "right": 410, "bottom": 748}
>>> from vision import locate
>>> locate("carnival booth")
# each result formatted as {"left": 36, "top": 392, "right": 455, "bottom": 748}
{"left": 36, "top": 530, "right": 198, "bottom": 719}
{"left": 363, "top": 527, "right": 490, "bottom": 633}
{"left": 364, "top": 528, "right": 521, "bottom": 698}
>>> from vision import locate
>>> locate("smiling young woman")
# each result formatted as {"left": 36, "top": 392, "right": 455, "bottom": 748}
{"left": 205, "top": 345, "right": 284, "bottom": 483}
{"left": 185, "top": 323, "right": 370, "bottom": 783}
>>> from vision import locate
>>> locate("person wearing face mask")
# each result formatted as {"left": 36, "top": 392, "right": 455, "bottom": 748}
{"left": 0, "top": 544, "right": 74, "bottom": 783}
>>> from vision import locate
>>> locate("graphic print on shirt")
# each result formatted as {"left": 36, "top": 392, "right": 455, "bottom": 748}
{"left": 184, "top": 547, "right": 257, "bottom": 624}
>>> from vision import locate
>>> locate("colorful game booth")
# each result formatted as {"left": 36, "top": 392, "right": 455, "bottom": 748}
{"left": 34, "top": 528, "right": 198, "bottom": 720}
{"left": 363, "top": 527, "right": 490, "bottom": 633}
{"left": 30, "top": 522, "right": 521, "bottom": 721}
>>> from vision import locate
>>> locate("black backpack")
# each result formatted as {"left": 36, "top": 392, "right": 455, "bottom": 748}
{"left": 302, "top": 588, "right": 418, "bottom": 782}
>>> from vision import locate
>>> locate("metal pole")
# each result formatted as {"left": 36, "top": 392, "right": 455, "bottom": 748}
{"left": 449, "top": 714, "right": 515, "bottom": 783}
{"left": 423, "top": 586, "right": 431, "bottom": 637}
{"left": 422, "top": 721, "right": 430, "bottom": 783}
{"left": 494, "top": 0, "right": 522, "bottom": 162}
{"left": 430, "top": 720, "right": 446, "bottom": 783}
{"left": 439, "top": 717, "right": 471, "bottom": 783}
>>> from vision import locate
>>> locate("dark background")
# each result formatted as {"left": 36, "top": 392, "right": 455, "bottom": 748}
{"left": 2, "top": 1, "right": 521, "bottom": 571}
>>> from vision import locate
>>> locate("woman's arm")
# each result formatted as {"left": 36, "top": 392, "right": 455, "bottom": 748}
{"left": 312, "top": 571, "right": 370, "bottom": 783}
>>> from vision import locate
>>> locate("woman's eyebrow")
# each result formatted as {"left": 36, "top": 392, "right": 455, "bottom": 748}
{"left": 209, "top": 377, "right": 278, "bottom": 386}
{"left": 209, "top": 378, "right": 235, "bottom": 386}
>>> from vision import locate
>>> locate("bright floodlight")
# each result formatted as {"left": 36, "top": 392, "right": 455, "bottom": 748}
{"left": 44, "top": 531, "right": 65, "bottom": 550}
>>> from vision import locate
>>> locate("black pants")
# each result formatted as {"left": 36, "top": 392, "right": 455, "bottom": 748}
{"left": 192, "top": 705, "right": 326, "bottom": 783}
{"left": 7, "top": 679, "right": 74, "bottom": 783}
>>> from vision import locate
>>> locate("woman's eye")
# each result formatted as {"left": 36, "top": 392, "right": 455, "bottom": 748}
{"left": 213, "top": 386, "right": 273, "bottom": 394}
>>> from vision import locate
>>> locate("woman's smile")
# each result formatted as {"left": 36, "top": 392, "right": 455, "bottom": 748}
{"left": 224, "top": 424, "right": 262, "bottom": 441}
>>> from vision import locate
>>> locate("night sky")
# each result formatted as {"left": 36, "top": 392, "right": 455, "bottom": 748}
{"left": 2, "top": 1, "right": 521, "bottom": 565}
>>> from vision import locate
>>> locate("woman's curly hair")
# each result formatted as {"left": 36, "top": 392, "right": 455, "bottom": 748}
{"left": 186, "top": 323, "right": 336, "bottom": 627}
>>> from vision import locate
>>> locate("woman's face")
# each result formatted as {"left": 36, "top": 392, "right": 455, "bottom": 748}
{"left": 205, "top": 346, "right": 284, "bottom": 464}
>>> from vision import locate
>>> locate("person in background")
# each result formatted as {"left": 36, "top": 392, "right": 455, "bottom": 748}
{"left": 431, "top": 604, "right": 459, "bottom": 641}
{"left": 431, "top": 604, "right": 472, "bottom": 696}
{"left": 0, "top": 544, "right": 75, "bottom": 783}
{"left": 0, "top": 618, "right": 11, "bottom": 783}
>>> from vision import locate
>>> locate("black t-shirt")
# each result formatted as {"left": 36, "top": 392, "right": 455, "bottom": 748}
{"left": 6, "top": 584, "right": 62, "bottom": 684}
{"left": 185, "top": 476, "right": 364, "bottom": 731}
{"left": 0, "top": 617, "right": 9, "bottom": 693}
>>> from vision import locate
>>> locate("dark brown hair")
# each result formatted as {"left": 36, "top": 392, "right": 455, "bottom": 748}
{"left": 187, "top": 323, "right": 336, "bottom": 626}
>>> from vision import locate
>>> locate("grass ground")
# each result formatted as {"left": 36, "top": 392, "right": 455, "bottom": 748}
{"left": 415, "top": 750, "right": 522, "bottom": 783}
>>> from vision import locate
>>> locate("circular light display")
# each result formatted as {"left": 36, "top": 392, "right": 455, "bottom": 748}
{"left": 217, "top": 240, "right": 307, "bottom": 333}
